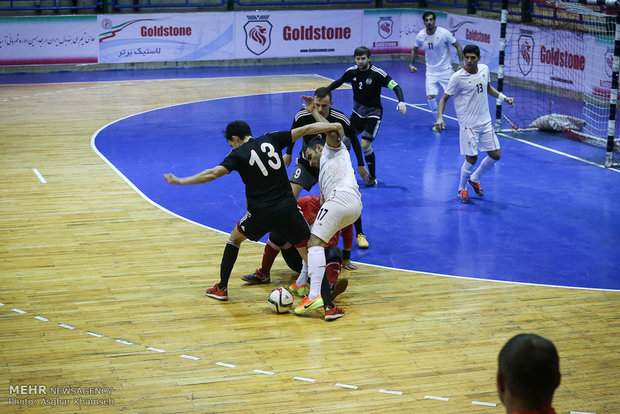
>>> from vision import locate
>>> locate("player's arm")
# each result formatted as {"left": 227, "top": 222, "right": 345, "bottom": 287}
{"left": 299, "top": 95, "right": 344, "bottom": 148}
{"left": 488, "top": 84, "right": 514, "bottom": 107}
{"left": 284, "top": 119, "right": 298, "bottom": 167}
{"left": 387, "top": 80, "right": 407, "bottom": 115}
{"left": 327, "top": 77, "right": 345, "bottom": 91}
{"left": 164, "top": 165, "right": 229, "bottom": 185}
{"left": 347, "top": 130, "right": 369, "bottom": 182}
{"left": 435, "top": 93, "right": 451, "bottom": 133}
{"left": 291, "top": 122, "right": 343, "bottom": 144}
{"left": 452, "top": 41, "right": 464, "bottom": 69}
{"left": 409, "top": 46, "right": 420, "bottom": 73}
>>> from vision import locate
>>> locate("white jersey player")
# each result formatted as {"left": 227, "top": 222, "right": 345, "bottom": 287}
{"left": 409, "top": 11, "right": 463, "bottom": 129}
{"left": 293, "top": 96, "right": 363, "bottom": 320}
{"left": 435, "top": 45, "right": 514, "bottom": 203}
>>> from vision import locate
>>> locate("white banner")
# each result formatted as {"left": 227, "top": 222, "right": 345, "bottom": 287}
{"left": 234, "top": 10, "right": 362, "bottom": 59}
{"left": 98, "top": 13, "right": 234, "bottom": 63}
{"left": 363, "top": 9, "right": 426, "bottom": 55}
{"left": 448, "top": 13, "right": 500, "bottom": 72}
{"left": 505, "top": 24, "right": 608, "bottom": 94}
{"left": 0, "top": 16, "right": 98, "bottom": 66}
{"left": 0, "top": 10, "right": 511, "bottom": 71}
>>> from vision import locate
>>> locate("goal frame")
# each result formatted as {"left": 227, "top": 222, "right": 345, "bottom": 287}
{"left": 495, "top": 0, "right": 620, "bottom": 167}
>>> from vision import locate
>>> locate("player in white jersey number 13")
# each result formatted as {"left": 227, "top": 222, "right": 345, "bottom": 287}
{"left": 435, "top": 45, "right": 514, "bottom": 204}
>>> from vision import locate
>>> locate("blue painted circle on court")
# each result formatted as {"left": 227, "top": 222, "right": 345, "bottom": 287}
{"left": 94, "top": 92, "right": 620, "bottom": 291}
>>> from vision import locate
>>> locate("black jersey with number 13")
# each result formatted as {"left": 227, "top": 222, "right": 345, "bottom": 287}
{"left": 219, "top": 131, "right": 295, "bottom": 214}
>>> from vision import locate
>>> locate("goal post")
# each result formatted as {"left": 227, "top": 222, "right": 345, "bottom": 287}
{"left": 496, "top": 0, "right": 620, "bottom": 167}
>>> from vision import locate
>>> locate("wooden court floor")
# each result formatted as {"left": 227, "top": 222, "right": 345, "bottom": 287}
{"left": 1, "top": 75, "right": 619, "bottom": 413}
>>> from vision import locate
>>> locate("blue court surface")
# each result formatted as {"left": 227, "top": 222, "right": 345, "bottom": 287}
{"left": 7, "top": 60, "right": 617, "bottom": 290}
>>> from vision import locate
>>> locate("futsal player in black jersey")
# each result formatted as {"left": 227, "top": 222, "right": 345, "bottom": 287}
{"left": 164, "top": 119, "right": 343, "bottom": 301}
{"left": 284, "top": 87, "right": 369, "bottom": 195}
{"left": 328, "top": 46, "right": 407, "bottom": 188}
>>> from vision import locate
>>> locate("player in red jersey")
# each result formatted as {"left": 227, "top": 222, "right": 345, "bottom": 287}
{"left": 242, "top": 195, "right": 354, "bottom": 301}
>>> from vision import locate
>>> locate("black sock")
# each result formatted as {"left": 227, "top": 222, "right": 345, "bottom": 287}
{"left": 321, "top": 275, "right": 334, "bottom": 309}
{"left": 281, "top": 246, "right": 303, "bottom": 273}
{"left": 354, "top": 215, "right": 363, "bottom": 235}
{"left": 365, "top": 152, "right": 376, "bottom": 177}
{"left": 219, "top": 241, "right": 239, "bottom": 289}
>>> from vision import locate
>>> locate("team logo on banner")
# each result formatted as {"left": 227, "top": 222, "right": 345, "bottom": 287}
{"left": 244, "top": 16, "right": 272, "bottom": 56}
{"left": 377, "top": 17, "right": 393, "bottom": 39}
{"left": 605, "top": 49, "right": 613, "bottom": 78}
{"left": 518, "top": 35, "right": 534, "bottom": 76}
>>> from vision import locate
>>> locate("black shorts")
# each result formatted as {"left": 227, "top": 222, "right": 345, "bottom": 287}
{"left": 350, "top": 112, "right": 381, "bottom": 142}
{"left": 289, "top": 157, "right": 320, "bottom": 191}
{"left": 236, "top": 201, "right": 310, "bottom": 246}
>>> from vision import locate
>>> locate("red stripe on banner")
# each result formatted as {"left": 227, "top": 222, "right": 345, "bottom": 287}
{"left": 371, "top": 47, "right": 410, "bottom": 54}
{"left": 0, "top": 57, "right": 98, "bottom": 66}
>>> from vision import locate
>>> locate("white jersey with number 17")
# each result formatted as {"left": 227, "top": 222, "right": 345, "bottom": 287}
{"left": 445, "top": 63, "right": 492, "bottom": 128}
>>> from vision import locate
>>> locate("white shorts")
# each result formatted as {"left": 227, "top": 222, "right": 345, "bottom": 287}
{"left": 425, "top": 69, "right": 453, "bottom": 97}
{"left": 459, "top": 122, "right": 500, "bottom": 156}
{"left": 311, "top": 190, "right": 362, "bottom": 243}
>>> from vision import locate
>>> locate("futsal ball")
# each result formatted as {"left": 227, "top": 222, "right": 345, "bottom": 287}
{"left": 268, "top": 287, "right": 294, "bottom": 313}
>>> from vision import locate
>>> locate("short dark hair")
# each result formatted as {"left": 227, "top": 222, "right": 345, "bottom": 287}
{"left": 354, "top": 46, "right": 371, "bottom": 58}
{"left": 463, "top": 44, "right": 481, "bottom": 58}
{"left": 224, "top": 120, "right": 252, "bottom": 141}
{"left": 422, "top": 11, "right": 436, "bottom": 20}
{"left": 306, "top": 136, "right": 325, "bottom": 150}
{"left": 498, "top": 333, "right": 560, "bottom": 406}
{"left": 314, "top": 87, "right": 332, "bottom": 101}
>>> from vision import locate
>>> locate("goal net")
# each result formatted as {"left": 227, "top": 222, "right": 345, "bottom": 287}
{"left": 498, "top": 0, "right": 620, "bottom": 167}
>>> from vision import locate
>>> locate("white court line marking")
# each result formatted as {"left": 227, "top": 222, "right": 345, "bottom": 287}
{"left": 180, "top": 354, "right": 200, "bottom": 361}
{"left": 34, "top": 316, "right": 49, "bottom": 322}
{"left": 425, "top": 395, "right": 449, "bottom": 401}
{"left": 215, "top": 361, "right": 236, "bottom": 368}
{"left": 335, "top": 383, "right": 359, "bottom": 389}
{"left": 115, "top": 339, "right": 133, "bottom": 345}
{"left": 86, "top": 331, "right": 104, "bottom": 338}
{"left": 253, "top": 369, "right": 275, "bottom": 375}
{"left": 293, "top": 376, "right": 316, "bottom": 383}
{"left": 33, "top": 168, "right": 47, "bottom": 183}
{"left": 379, "top": 389, "right": 403, "bottom": 395}
{"left": 0, "top": 302, "right": 4, "bottom": 306}
{"left": 11, "top": 308, "right": 26, "bottom": 314}
{"left": 472, "top": 401, "right": 498, "bottom": 407}
{"left": 570, "top": 411, "right": 597, "bottom": 414}
{"left": 498, "top": 132, "right": 620, "bottom": 173}
{"left": 146, "top": 347, "right": 166, "bottom": 353}
{"left": 59, "top": 323, "right": 76, "bottom": 330}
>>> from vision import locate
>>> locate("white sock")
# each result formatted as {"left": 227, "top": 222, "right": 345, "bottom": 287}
{"left": 428, "top": 97, "right": 438, "bottom": 120}
{"left": 471, "top": 156, "right": 498, "bottom": 182}
{"left": 307, "top": 246, "right": 325, "bottom": 300}
{"left": 459, "top": 160, "right": 475, "bottom": 190}
{"left": 295, "top": 261, "right": 308, "bottom": 286}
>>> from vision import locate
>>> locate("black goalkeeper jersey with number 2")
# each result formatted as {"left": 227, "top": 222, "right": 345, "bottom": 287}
{"left": 219, "top": 131, "right": 295, "bottom": 214}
